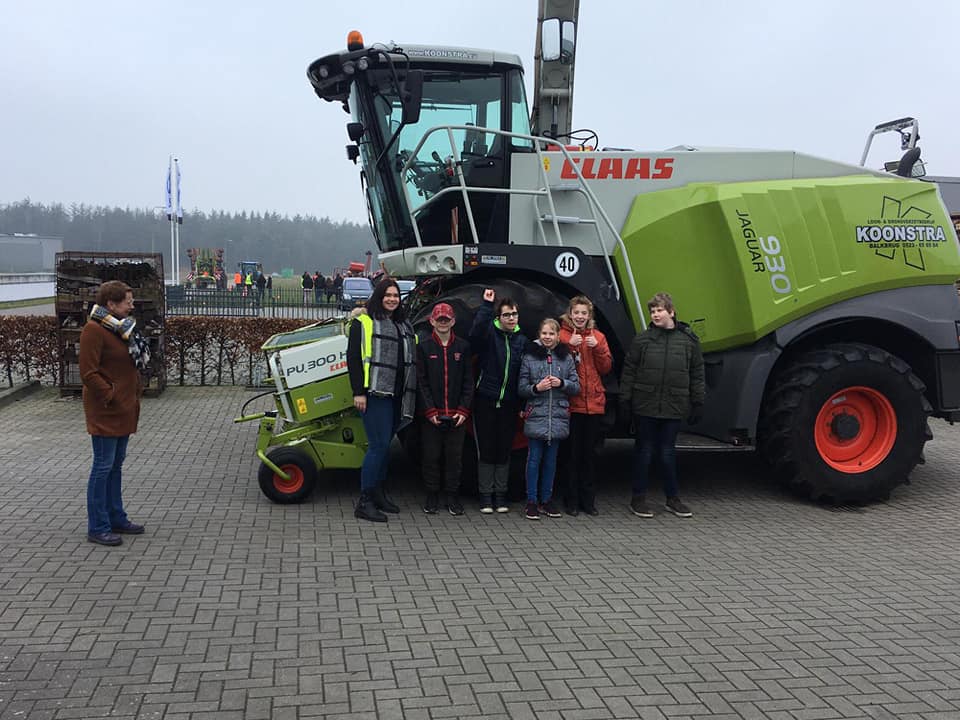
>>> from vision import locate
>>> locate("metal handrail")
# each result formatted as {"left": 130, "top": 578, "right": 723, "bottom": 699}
{"left": 398, "top": 124, "right": 645, "bottom": 323}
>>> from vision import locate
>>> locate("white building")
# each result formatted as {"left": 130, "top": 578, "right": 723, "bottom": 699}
{"left": 0, "top": 234, "right": 63, "bottom": 273}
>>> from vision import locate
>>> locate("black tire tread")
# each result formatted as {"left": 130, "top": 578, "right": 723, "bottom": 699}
{"left": 257, "top": 446, "right": 318, "bottom": 504}
{"left": 759, "top": 342, "right": 931, "bottom": 503}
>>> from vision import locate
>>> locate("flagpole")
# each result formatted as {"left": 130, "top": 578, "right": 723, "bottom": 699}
{"left": 174, "top": 216, "right": 181, "bottom": 285}
{"left": 168, "top": 155, "right": 176, "bottom": 285}
{"left": 174, "top": 158, "right": 183, "bottom": 284}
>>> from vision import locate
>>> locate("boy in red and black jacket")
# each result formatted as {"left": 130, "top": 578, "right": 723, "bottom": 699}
{"left": 416, "top": 302, "right": 474, "bottom": 515}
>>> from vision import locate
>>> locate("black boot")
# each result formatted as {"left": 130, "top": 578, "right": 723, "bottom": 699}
{"left": 355, "top": 491, "right": 387, "bottom": 522}
{"left": 371, "top": 486, "right": 400, "bottom": 514}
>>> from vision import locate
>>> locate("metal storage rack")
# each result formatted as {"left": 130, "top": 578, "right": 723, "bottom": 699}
{"left": 56, "top": 251, "right": 167, "bottom": 397}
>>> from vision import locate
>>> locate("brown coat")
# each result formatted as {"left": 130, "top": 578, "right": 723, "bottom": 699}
{"left": 80, "top": 321, "right": 141, "bottom": 436}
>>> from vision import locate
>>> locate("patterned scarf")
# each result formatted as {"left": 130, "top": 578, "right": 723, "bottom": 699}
{"left": 89, "top": 304, "right": 151, "bottom": 372}
{"left": 367, "top": 317, "right": 418, "bottom": 430}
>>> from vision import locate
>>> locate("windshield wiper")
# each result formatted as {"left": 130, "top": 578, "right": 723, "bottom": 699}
{"left": 377, "top": 122, "right": 405, "bottom": 171}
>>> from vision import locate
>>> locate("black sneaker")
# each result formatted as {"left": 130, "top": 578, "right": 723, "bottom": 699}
{"left": 372, "top": 487, "right": 400, "bottom": 514}
{"left": 447, "top": 495, "right": 464, "bottom": 516}
{"left": 355, "top": 492, "right": 388, "bottom": 523}
{"left": 564, "top": 502, "right": 579, "bottom": 517}
{"left": 479, "top": 495, "right": 494, "bottom": 514}
{"left": 581, "top": 504, "right": 599, "bottom": 517}
{"left": 630, "top": 496, "right": 654, "bottom": 518}
{"left": 87, "top": 531, "right": 122, "bottom": 546}
{"left": 665, "top": 497, "right": 693, "bottom": 518}
{"left": 524, "top": 501, "right": 540, "bottom": 520}
{"left": 111, "top": 521, "right": 145, "bottom": 534}
{"left": 541, "top": 500, "right": 562, "bottom": 518}
{"left": 423, "top": 492, "right": 439, "bottom": 514}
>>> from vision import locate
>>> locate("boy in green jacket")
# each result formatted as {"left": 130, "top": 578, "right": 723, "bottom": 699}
{"left": 619, "top": 292, "right": 705, "bottom": 518}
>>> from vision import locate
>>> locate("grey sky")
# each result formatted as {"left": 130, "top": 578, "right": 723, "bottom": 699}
{"left": 3, "top": 1, "right": 958, "bottom": 225}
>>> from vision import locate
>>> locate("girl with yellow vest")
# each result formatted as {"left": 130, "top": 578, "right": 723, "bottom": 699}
{"left": 346, "top": 278, "right": 418, "bottom": 522}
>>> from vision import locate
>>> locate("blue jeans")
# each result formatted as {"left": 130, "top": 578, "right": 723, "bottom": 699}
{"left": 526, "top": 438, "right": 559, "bottom": 503}
{"left": 87, "top": 435, "right": 130, "bottom": 534}
{"left": 632, "top": 417, "right": 681, "bottom": 498}
{"left": 360, "top": 395, "right": 397, "bottom": 491}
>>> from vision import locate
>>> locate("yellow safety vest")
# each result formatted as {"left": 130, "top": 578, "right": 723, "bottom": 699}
{"left": 355, "top": 313, "right": 375, "bottom": 389}
{"left": 353, "top": 313, "right": 417, "bottom": 390}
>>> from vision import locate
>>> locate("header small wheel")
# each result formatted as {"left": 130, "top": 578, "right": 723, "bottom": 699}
{"left": 258, "top": 446, "right": 318, "bottom": 504}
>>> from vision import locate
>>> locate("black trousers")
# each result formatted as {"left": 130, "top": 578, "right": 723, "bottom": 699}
{"left": 560, "top": 413, "right": 601, "bottom": 508}
{"left": 420, "top": 420, "right": 466, "bottom": 493}
{"left": 472, "top": 395, "right": 519, "bottom": 465}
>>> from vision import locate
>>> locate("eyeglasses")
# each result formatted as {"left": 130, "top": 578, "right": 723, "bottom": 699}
{"left": 500, "top": 311, "right": 518, "bottom": 318}
{"left": 434, "top": 317, "right": 453, "bottom": 323}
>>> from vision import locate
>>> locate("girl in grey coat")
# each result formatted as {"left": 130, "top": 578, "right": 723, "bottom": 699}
{"left": 518, "top": 318, "right": 580, "bottom": 520}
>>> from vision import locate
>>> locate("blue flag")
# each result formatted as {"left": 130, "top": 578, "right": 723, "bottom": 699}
{"left": 175, "top": 161, "right": 183, "bottom": 225}
{"left": 165, "top": 165, "right": 173, "bottom": 221}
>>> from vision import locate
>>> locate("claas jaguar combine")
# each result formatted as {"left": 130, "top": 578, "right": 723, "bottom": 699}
{"left": 239, "top": 2, "right": 960, "bottom": 506}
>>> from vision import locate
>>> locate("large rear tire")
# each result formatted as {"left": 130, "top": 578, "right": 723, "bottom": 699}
{"left": 758, "top": 343, "right": 932, "bottom": 503}
{"left": 408, "top": 277, "right": 568, "bottom": 339}
{"left": 257, "top": 446, "right": 318, "bottom": 504}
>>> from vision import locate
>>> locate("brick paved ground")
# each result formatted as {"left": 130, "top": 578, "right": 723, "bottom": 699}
{"left": 1, "top": 386, "right": 958, "bottom": 720}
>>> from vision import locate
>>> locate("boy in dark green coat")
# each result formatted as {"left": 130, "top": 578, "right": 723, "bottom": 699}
{"left": 619, "top": 292, "right": 705, "bottom": 518}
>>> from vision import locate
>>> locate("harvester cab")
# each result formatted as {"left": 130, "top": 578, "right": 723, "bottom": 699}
{"left": 309, "top": 35, "right": 531, "bottom": 252}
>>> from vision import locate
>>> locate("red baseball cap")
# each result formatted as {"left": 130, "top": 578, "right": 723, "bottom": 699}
{"left": 430, "top": 302, "right": 455, "bottom": 321}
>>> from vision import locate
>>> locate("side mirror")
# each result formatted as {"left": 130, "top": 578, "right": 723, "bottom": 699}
{"left": 401, "top": 70, "right": 423, "bottom": 125}
{"left": 346, "top": 144, "right": 360, "bottom": 164}
{"left": 347, "top": 122, "right": 365, "bottom": 142}
{"left": 541, "top": 18, "right": 576, "bottom": 63}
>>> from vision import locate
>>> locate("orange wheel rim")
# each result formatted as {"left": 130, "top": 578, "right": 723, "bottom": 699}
{"left": 273, "top": 464, "right": 304, "bottom": 494}
{"left": 814, "top": 386, "right": 897, "bottom": 473}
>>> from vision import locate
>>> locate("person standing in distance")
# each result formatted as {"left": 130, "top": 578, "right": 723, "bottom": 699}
{"left": 80, "top": 281, "right": 150, "bottom": 546}
{"left": 416, "top": 302, "right": 474, "bottom": 516}
{"left": 255, "top": 270, "right": 267, "bottom": 303}
{"left": 469, "top": 288, "right": 527, "bottom": 514}
{"left": 620, "top": 292, "right": 705, "bottom": 518}
{"left": 333, "top": 272, "right": 344, "bottom": 303}
{"left": 301, "top": 271, "right": 314, "bottom": 304}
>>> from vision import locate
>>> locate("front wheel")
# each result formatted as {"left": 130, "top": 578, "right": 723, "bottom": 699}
{"left": 758, "top": 343, "right": 932, "bottom": 503}
{"left": 257, "top": 446, "right": 318, "bottom": 504}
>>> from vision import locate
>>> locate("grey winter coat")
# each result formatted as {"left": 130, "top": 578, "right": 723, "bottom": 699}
{"left": 518, "top": 341, "right": 580, "bottom": 442}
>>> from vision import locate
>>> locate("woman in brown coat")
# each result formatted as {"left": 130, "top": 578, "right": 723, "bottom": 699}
{"left": 80, "top": 281, "right": 145, "bottom": 546}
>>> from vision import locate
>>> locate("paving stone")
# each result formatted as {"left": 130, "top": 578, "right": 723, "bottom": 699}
{"left": 0, "top": 388, "right": 959, "bottom": 718}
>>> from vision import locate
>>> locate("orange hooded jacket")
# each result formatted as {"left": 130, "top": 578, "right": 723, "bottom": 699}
{"left": 559, "top": 314, "right": 613, "bottom": 415}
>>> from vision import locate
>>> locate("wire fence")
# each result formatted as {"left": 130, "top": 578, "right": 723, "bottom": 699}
{"left": 166, "top": 287, "right": 349, "bottom": 320}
